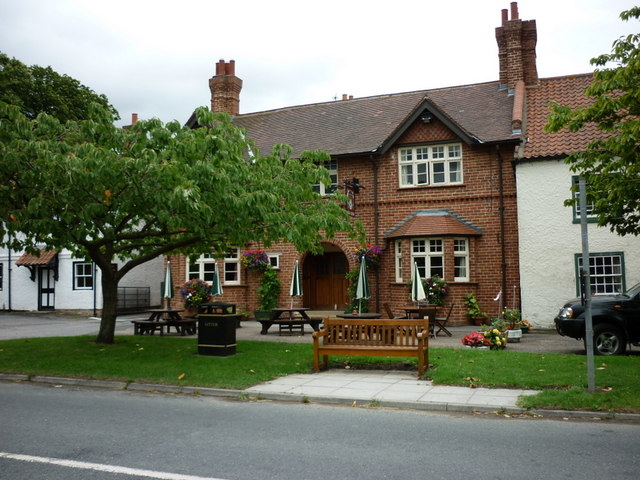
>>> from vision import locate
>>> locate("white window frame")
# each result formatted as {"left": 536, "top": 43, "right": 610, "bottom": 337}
{"left": 411, "top": 239, "right": 444, "bottom": 279}
{"left": 187, "top": 253, "right": 217, "bottom": 283}
{"left": 223, "top": 248, "right": 241, "bottom": 285}
{"left": 313, "top": 158, "right": 338, "bottom": 196}
{"left": 73, "top": 262, "right": 94, "bottom": 290}
{"left": 268, "top": 253, "right": 281, "bottom": 270}
{"left": 453, "top": 238, "right": 469, "bottom": 282}
{"left": 0, "top": 262, "right": 3, "bottom": 290}
{"left": 399, "top": 143, "right": 463, "bottom": 188}
{"left": 394, "top": 241, "right": 403, "bottom": 282}
{"left": 576, "top": 252, "right": 624, "bottom": 296}
{"left": 188, "top": 250, "right": 240, "bottom": 285}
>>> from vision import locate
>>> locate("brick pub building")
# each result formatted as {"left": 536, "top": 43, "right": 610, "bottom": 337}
{"left": 170, "top": 3, "right": 536, "bottom": 324}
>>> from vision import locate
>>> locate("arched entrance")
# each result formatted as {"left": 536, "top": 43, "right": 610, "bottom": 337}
{"left": 303, "top": 244, "right": 349, "bottom": 310}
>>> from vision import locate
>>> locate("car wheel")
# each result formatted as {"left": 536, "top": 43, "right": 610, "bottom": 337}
{"left": 588, "top": 324, "right": 626, "bottom": 356}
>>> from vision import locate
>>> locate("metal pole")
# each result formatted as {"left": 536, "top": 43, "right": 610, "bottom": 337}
{"left": 579, "top": 177, "right": 595, "bottom": 393}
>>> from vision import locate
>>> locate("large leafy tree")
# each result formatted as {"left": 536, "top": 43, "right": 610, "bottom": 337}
{"left": 0, "top": 52, "right": 118, "bottom": 122}
{"left": 0, "top": 102, "right": 358, "bottom": 343}
{"left": 546, "top": 7, "right": 640, "bottom": 236}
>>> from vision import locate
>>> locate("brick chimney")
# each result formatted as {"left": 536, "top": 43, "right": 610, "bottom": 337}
{"left": 209, "top": 59, "right": 242, "bottom": 115}
{"left": 495, "top": 2, "right": 538, "bottom": 90}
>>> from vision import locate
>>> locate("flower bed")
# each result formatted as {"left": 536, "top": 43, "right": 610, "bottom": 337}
{"left": 461, "top": 328, "right": 506, "bottom": 350}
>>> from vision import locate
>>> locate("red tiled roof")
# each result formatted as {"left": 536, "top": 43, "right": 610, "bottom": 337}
{"left": 232, "top": 81, "right": 516, "bottom": 158}
{"left": 15, "top": 249, "right": 58, "bottom": 266}
{"left": 523, "top": 74, "right": 601, "bottom": 159}
{"left": 385, "top": 210, "right": 482, "bottom": 239}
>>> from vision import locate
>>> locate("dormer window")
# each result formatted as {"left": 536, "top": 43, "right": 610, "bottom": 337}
{"left": 398, "top": 143, "right": 463, "bottom": 188}
{"left": 313, "top": 158, "right": 338, "bottom": 196}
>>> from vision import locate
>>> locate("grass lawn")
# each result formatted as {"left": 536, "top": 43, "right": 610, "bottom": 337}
{"left": 0, "top": 335, "right": 638, "bottom": 413}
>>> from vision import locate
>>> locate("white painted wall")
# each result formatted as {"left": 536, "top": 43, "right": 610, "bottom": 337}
{"left": 515, "top": 159, "right": 640, "bottom": 328}
{"left": 0, "top": 247, "right": 163, "bottom": 312}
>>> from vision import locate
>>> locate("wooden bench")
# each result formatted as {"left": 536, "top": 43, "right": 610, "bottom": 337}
{"left": 312, "top": 317, "right": 430, "bottom": 376}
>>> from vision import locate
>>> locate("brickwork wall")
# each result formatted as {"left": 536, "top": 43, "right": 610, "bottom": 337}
{"left": 169, "top": 117, "right": 520, "bottom": 325}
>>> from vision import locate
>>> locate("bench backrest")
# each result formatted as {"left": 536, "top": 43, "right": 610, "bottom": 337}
{"left": 321, "top": 317, "right": 429, "bottom": 347}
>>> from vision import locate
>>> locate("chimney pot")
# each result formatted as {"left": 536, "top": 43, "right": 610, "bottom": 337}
{"left": 131, "top": 113, "right": 138, "bottom": 125}
{"left": 210, "top": 59, "right": 242, "bottom": 115}
{"left": 501, "top": 8, "right": 508, "bottom": 25}
{"left": 226, "top": 59, "right": 236, "bottom": 76}
{"left": 342, "top": 94, "right": 348, "bottom": 101}
{"left": 510, "top": 2, "right": 519, "bottom": 20}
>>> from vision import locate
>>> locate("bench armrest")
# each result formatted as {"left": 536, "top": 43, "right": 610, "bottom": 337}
{"left": 312, "top": 330, "right": 327, "bottom": 340}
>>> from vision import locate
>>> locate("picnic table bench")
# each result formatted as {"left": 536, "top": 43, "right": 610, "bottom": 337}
{"left": 132, "top": 309, "right": 197, "bottom": 336}
{"left": 312, "top": 317, "right": 430, "bottom": 376}
{"left": 258, "top": 308, "right": 322, "bottom": 335}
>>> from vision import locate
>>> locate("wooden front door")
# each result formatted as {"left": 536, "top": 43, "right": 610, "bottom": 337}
{"left": 303, "top": 252, "right": 349, "bottom": 310}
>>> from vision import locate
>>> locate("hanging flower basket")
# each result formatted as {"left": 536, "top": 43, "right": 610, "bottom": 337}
{"left": 241, "top": 250, "right": 270, "bottom": 272}
{"left": 354, "top": 244, "right": 383, "bottom": 269}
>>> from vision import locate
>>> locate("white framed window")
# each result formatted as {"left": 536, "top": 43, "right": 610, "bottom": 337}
{"left": 399, "top": 143, "right": 463, "bottom": 187}
{"left": 188, "top": 251, "right": 240, "bottom": 285}
{"left": 268, "top": 253, "right": 281, "bottom": 270}
{"left": 412, "top": 239, "right": 444, "bottom": 278}
{"left": 394, "top": 241, "right": 403, "bottom": 282}
{"left": 188, "top": 253, "right": 217, "bottom": 283}
{"left": 73, "top": 262, "right": 94, "bottom": 290}
{"left": 576, "top": 252, "right": 624, "bottom": 296}
{"left": 313, "top": 159, "right": 338, "bottom": 196}
{"left": 0, "top": 262, "right": 3, "bottom": 290}
{"left": 223, "top": 248, "right": 241, "bottom": 285}
{"left": 453, "top": 238, "right": 469, "bottom": 281}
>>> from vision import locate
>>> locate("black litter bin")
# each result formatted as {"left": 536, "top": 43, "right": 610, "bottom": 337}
{"left": 198, "top": 302, "right": 236, "bottom": 314}
{"left": 197, "top": 313, "right": 239, "bottom": 356}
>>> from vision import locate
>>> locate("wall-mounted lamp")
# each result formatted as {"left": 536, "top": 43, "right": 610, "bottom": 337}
{"left": 420, "top": 111, "right": 433, "bottom": 123}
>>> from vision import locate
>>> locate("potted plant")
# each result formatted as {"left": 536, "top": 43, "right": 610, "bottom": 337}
{"left": 180, "top": 278, "right": 212, "bottom": 314}
{"left": 463, "top": 293, "right": 489, "bottom": 325}
{"left": 503, "top": 307, "right": 523, "bottom": 342}
{"left": 520, "top": 319, "right": 532, "bottom": 333}
{"left": 254, "top": 265, "right": 281, "bottom": 321}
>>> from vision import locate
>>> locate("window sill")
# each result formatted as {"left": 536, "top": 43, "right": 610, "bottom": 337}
{"left": 398, "top": 183, "right": 464, "bottom": 190}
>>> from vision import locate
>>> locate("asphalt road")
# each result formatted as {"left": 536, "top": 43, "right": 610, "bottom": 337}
{"left": 1, "top": 381, "right": 639, "bottom": 480}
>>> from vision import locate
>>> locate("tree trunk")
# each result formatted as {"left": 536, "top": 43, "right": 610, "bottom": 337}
{"left": 96, "top": 271, "right": 119, "bottom": 344}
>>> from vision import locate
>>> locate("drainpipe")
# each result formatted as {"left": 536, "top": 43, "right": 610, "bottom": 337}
{"left": 496, "top": 145, "right": 508, "bottom": 308}
{"left": 370, "top": 154, "right": 381, "bottom": 313}
{"left": 93, "top": 262, "right": 97, "bottom": 317}
{"left": 7, "top": 242, "right": 12, "bottom": 311}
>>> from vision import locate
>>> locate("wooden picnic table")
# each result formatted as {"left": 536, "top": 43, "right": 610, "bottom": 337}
{"left": 259, "top": 308, "right": 322, "bottom": 335}
{"left": 132, "top": 309, "right": 196, "bottom": 336}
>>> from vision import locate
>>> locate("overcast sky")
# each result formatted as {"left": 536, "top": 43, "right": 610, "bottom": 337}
{"left": 1, "top": 0, "right": 636, "bottom": 127}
